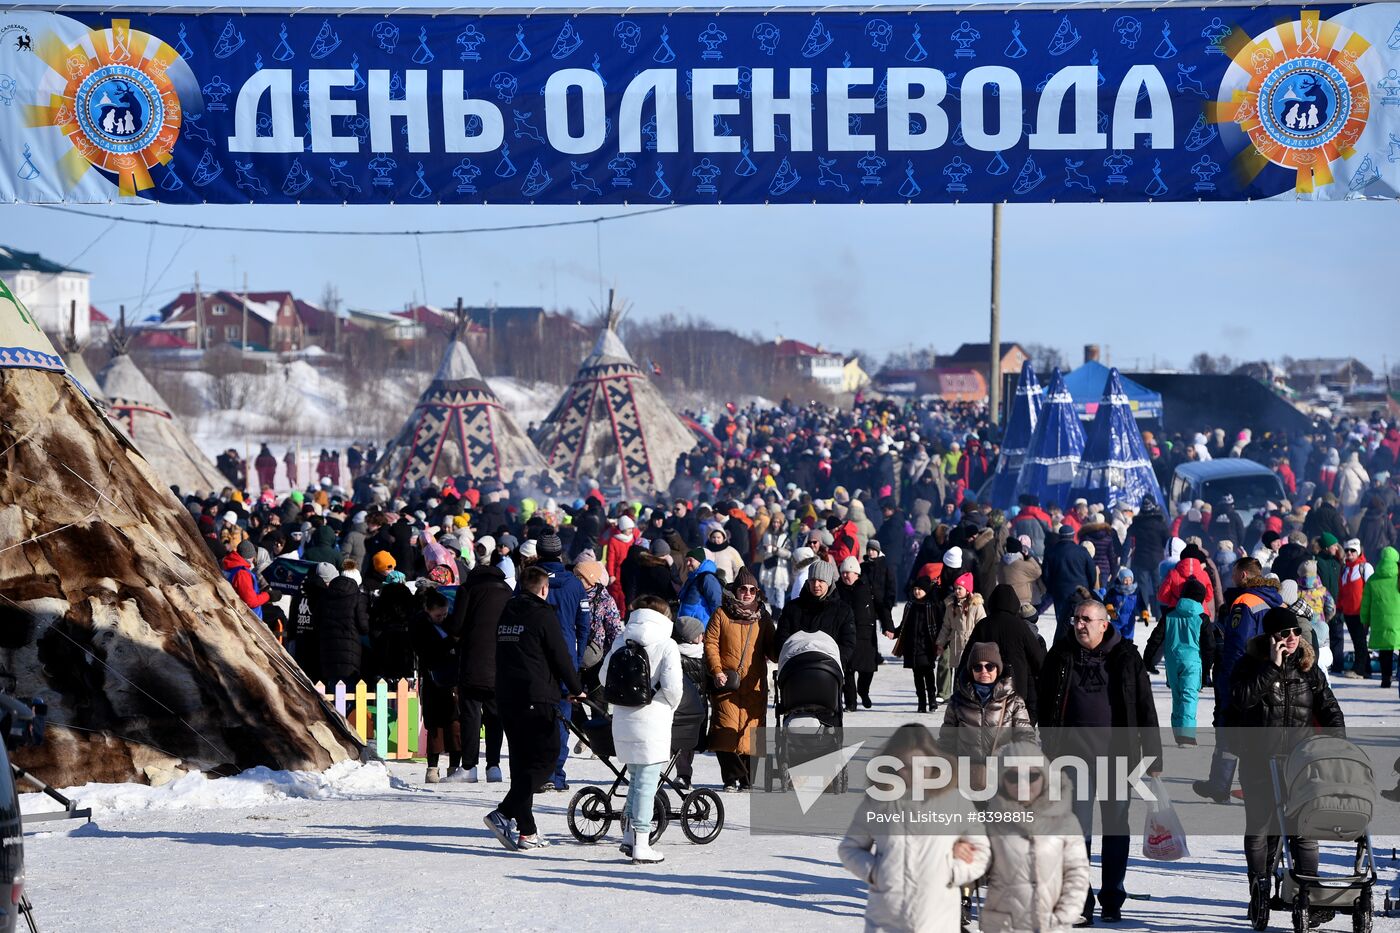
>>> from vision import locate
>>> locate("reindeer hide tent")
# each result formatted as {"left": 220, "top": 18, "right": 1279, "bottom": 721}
{"left": 0, "top": 287, "right": 360, "bottom": 786}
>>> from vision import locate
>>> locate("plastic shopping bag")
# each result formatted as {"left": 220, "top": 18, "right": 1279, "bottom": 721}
{"left": 1141, "top": 777, "right": 1189, "bottom": 862}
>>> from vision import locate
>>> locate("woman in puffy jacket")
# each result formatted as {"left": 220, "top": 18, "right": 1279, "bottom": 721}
{"left": 939, "top": 642, "right": 1035, "bottom": 764}
{"left": 890, "top": 576, "right": 940, "bottom": 713}
{"left": 979, "top": 741, "right": 1091, "bottom": 933}
{"left": 839, "top": 724, "right": 990, "bottom": 932}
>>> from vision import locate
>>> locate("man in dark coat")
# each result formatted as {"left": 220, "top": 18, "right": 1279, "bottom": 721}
{"left": 537, "top": 533, "right": 589, "bottom": 790}
{"left": 1271, "top": 532, "right": 1311, "bottom": 584}
{"left": 1039, "top": 597, "right": 1163, "bottom": 926}
{"left": 412, "top": 589, "right": 462, "bottom": 783}
{"left": 622, "top": 538, "right": 678, "bottom": 607}
{"left": 452, "top": 552, "right": 513, "bottom": 781}
{"left": 1303, "top": 495, "right": 1350, "bottom": 543}
{"left": 962, "top": 584, "right": 1047, "bottom": 722}
{"left": 487, "top": 567, "right": 584, "bottom": 850}
{"left": 836, "top": 557, "right": 881, "bottom": 711}
{"left": 874, "top": 497, "right": 911, "bottom": 584}
{"left": 861, "top": 541, "right": 898, "bottom": 633}
{"left": 666, "top": 500, "right": 703, "bottom": 549}
{"left": 569, "top": 499, "right": 604, "bottom": 561}
{"left": 1126, "top": 499, "right": 1170, "bottom": 618}
{"left": 1043, "top": 526, "right": 1097, "bottom": 643}
{"left": 314, "top": 563, "right": 368, "bottom": 685}
{"left": 776, "top": 560, "right": 856, "bottom": 669}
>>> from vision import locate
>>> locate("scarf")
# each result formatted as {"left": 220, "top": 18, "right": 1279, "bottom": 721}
{"left": 724, "top": 591, "right": 762, "bottom": 623}
{"left": 972, "top": 682, "right": 995, "bottom": 704}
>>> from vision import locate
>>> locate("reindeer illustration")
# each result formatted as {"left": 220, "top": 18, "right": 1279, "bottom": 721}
{"left": 817, "top": 157, "right": 849, "bottom": 192}
{"left": 512, "top": 110, "right": 545, "bottom": 143}
{"left": 1388, "top": 132, "right": 1400, "bottom": 164}
{"left": 328, "top": 159, "right": 362, "bottom": 193}
{"left": 1063, "top": 158, "right": 1096, "bottom": 194}
{"left": 1176, "top": 64, "right": 1207, "bottom": 97}
{"left": 233, "top": 162, "right": 267, "bottom": 196}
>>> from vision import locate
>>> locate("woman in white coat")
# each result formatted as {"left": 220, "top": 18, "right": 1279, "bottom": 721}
{"left": 839, "top": 725, "right": 989, "bottom": 932}
{"left": 979, "top": 741, "right": 1090, "bottom": 932}
{"left": 602, "top": 599, "right": 683, "bottom": 865}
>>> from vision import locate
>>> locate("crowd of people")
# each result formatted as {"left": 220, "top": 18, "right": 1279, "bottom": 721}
{"left": 181, "top": 396, "right": 1400, "bottom": 930}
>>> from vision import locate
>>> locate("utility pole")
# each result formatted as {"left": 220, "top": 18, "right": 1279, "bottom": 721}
{"left": 988, "top": 203, "right": 1003, "bottom": 423}
{"left": 241, "top": 272, "right": 249, "bottom": 356}
{"left": 194, "top": 271, "right": 204, "bottom": 351}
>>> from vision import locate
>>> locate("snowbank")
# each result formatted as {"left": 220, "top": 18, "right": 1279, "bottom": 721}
{"left": 20, "top": 760, "right": 407, "bottom": 818}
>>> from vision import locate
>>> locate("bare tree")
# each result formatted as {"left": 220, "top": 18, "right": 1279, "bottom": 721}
{"left": 1022, "top": 342, "right": 1069, "bottom": 373}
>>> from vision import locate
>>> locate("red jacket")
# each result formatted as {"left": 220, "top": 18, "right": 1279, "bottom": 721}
{"left": 829, "top": 520, "right": 861, "bottom": 566}
{"left": 600, "top": 526, "right": 638, "bottom": 608}
{"left": 1157, "top": 557, "right": 1214, "bottom": 617}
{"left": 220, "top": 552, "right": 269, "bottom": 611}
{"left": 1340, "top": 556, "right": 1374, "bottom": 616}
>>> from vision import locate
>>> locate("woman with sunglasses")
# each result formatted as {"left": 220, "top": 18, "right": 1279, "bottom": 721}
{"left": 704, "top": 567, "right": 777, "bottom": 792}
{"left": 979, "top": 741, "right": 1090, "bottom": 933}
{"left": 938, "top": 642, "right": 1035, "bottom": 770}
{"left": 1231, "top": 606, "right": 1345, "bottom": 926}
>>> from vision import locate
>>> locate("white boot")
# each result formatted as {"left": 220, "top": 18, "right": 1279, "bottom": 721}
{"left": 631, "top": 835, "right": 664, "bottom": 864}
{"left": 619, "top": 820, "right": 635, "bottom": 857}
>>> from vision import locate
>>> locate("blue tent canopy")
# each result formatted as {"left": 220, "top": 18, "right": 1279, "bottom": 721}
{"left": 1063, "top": 360, "right": 1163, "bottom": 421}
{"left": 1069, "top": 367, "right": 1168, "bottom": 512}
{"left": 988, "top": 360, "right": 1042, "bottom": 510}
{"left": 1013, "top": 368, "right": 1084, "bottom": 512}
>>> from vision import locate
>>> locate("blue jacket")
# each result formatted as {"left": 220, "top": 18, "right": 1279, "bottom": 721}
{"left": 538, "top": 560, "right": 590, "bottom": 669}
{"left": 678, "top": 559, "right": 724, "bottom": 625}
{"left": 1106, "top": 587, "right": 1141, "bottom": 640}
{"left": 1163, "top": 597, "right": 1206, "bottom": 670}
{"left": 1218, "top": 583, "right": 1283, "bottom": 709}
{"left": 1044, "top": 536, "right": 1096, "bottom": 602}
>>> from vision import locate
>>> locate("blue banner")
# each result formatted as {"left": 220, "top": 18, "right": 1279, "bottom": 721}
{"left": 3, "top": 5, "right": 1399, "bottom": 204}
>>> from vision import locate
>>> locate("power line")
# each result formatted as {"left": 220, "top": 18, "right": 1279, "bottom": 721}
{"left": 30, "top": 202, "right": 686, "bottom": 237}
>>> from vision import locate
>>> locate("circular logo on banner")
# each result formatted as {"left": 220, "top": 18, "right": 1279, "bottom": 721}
{"left": 74, "top": 67, "right": 165, "bottom": 155}
{"left": 25, "top": 19, "right": 183, "bottom": 197}
{"left": 1255, "top": 58, "right": 1351, "bottom": 151}
{"left": 1211, "top": 14, "right": 1372, "bottom": 194}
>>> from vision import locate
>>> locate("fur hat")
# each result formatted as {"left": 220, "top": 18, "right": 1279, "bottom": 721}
{"left": 808, "top": 559, "right": 838, "bottom": 586}
{"left": 838, "top": 556, "right": 861, "bottom": 576}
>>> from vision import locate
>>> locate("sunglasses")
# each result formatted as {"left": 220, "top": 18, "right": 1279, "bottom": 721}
{"left": 1273, "top": 627, "right": 1302, "bottom": 640}
{"left": 1073, "top": 614, "right": 1104, "bottom": 625}
{"left": 736, "top": 585, "right": 758, "bottom": 594}
{"left": 971, "top": 662, "right": 999, "bottom": 673}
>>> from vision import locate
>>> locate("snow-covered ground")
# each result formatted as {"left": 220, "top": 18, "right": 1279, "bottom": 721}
{"left": 20, "top": 616, "right": 1400, "bottom": 931}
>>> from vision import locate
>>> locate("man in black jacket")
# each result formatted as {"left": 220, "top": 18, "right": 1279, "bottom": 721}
{"left": 486, "top": 566, "right": 584, "bottom": 851}
{"left": 451, "top": 549, "right": 513, "bottom": 783}
{"left": 1039, "top": 598, "right": 1163, "bottom": 926}
{"left": 775, "top": 560, "right": 856, "bottom": 669}
{"left": 1125, "top": 499, "right": 1170, "bottom": 620}
{"left": 1044, "top": 527, "right": 1097, "bottom": 643}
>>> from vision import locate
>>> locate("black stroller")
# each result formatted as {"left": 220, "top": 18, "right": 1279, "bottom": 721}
{"left": 764, "top": 631, "right": 846, "bottom": 793}
{"left": 562, "top": 696, "right": 725, "bottom": 846}
{"left": 1252, "top": 735, "right": 1377, "bottom": 933}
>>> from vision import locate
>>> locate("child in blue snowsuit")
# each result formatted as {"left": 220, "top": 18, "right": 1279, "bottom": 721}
{"left": 1162, "top": 577, "right": 1210, "bottom": 746}
{"left": 1105, "top": 567, "right": 1142, "bottom": 642}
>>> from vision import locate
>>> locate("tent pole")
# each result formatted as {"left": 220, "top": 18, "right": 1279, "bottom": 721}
{"left": 989, "top": 203, "right": 1003, "bottom": 425}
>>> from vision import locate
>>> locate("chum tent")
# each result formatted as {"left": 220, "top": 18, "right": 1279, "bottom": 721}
{"left": 0, "top": 280, "right": 360, "bottom": 787}
{"left": 1013, "top": 368, "right": 1085, "bottom": 511}
{"left": 98, "top": 352, "right": 228, "bottom": 496}
{"left": 532, "top": 296, "right": 697, "bottom": 498}
{"left": 1068, "top": 367, "right": 1168, "bottom": 512}
{"left": 987, "top": 359, "right": 1042, "bottom": 510}
{"left": 375, "top": 338, "right": 550, "bottom": 494}
{"left": 1063, "top": 359, "right": 1162, "bottom": 421}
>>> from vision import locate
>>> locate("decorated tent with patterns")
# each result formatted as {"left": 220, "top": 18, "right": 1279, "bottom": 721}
{"left": 532, "top": 295, "right": 697, "bottom": 498}
{"left": 987, "top": 359, "right": 1042, "bottom": 510}
{"left": 375, "top": 338, "right": 549, "bottom": 494}
{"left": 1012, "top": 368, "right": 1085, "bottom": 512}
{"left": 0, "top": 280, "right": 361, "bottom": 787}
{"left": 97, "top": 351, "right": 227, "bottom": 496}
{"left": 1068, "top": 367, "right": 1168, "bottom": 512}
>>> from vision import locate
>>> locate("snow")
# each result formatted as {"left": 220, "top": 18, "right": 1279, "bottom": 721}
{"left": 19, "top": 612, "right": 1400, "bottom": 931}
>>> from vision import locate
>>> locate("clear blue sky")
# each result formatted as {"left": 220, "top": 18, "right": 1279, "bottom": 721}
{"left": 10, "top": 0, "right": 1399, "bottom": 374}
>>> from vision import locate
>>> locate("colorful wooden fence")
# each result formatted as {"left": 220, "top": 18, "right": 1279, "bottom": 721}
{"left": 314, "top": 678, "right": 427, "bottom": 760}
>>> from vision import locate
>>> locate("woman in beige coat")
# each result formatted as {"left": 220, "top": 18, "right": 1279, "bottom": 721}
{"left": 839, "top": 725, "right": 990, "bottom": 932}
{"left": 935, "top": 573, "right": 985, "bottom": 701}
{"left": 704, "top": 568, "right": 777, "bottom": 791}
{"left": 980, "top": 741, "right": 1090, "bottom": 933}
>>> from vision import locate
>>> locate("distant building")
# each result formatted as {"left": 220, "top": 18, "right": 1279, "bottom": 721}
{"left": 159, "top": 290, "right": 305, "bottom": 351}
{"left": 0, "top": 246, "right": 91, "bottom": 344}
{"left": 842, "top": 356, "right": 871, "bottom": 394}
{"left": 1286, "top": 358, "right": 1375, "bottom": 394}
{"left": 461, "top": 305, "right": 592, "bottom": 343}
{"left": 770, "top": 338, "right": 845, "bottom": 390}
{"left": 936, "top": 342, "right": 1028, "bottom": 385}
{"left": 89, "top": 306, "right": 110, "bottom": 345}
{"left": 873, "top": 366, "right": 987, "bottom": 401}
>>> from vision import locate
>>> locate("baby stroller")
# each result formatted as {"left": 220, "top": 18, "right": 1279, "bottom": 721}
{"left": 562, "top": 696, "right": 725, "bottom": 846}
{"left": 764, "top": 631, "right": 846, "bottom": 793}
{"left": 1253, "top": 735, "right": 1377, "bottom": 933}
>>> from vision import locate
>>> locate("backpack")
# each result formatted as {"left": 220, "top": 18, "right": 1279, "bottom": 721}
{"left": 605, "top": 639, "right": 655, "bottom": 707}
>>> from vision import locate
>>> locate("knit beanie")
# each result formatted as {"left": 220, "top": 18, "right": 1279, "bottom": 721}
{"left": 1263, "top": 605, "right": 1301, "bottom": 637}
{"left": 315, "top": 562, "right": 338, "bottom": 584}
{"left": 651, "top": 538, "right": 672, "bottom": 557}
{"left": 686, "top": 547, "right": 707, "bottom": 564}
{"left": 734, "top": 566, "right": 761, "bottom": 591}
{"left": 942, "top": 547, "right": 963, "bottom": 569}
{"left": 954, "top": 572, "right": 974, "bottom": 592}
{"left": 1320, "top": 532, "right": 1339, "bottom": 549}
{"left": 371, "top": 551, "right": 396, "bottom": 574}
{"left": 838, "top": 556, "right": 861, "bottom": 576}
{"left": 518, "top": 540, "right": 538, "bottom": 560}
{"left": 538, "top": 533, "right": 563, "bottom": 558}
{"left": 236, "top": 540, "right": 256, "bottom": 560}
{"left": 674, "top": 616, "right": 705, "bottom": 643}
{"left": 967, "top": 642, "right": 1003, "bottom": 672}
{"left": 807, "top": 559, "right": 838, "bottom": 586}
{"left": 1180, "top": 578, "right": 1208, "bottom": 603}
{"left": 574, "top": 560, "right": 605, "bottom": 589}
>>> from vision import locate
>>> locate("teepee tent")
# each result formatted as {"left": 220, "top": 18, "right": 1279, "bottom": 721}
{"left": 375, "top": 336, "right": 549, "bottom": 493}
{"left": 0, "top": 281, "right": 360, "bottom": 786}
{"left": 62, "top": 349, "right": 103, "bottom": 401}
{"left": 98, "top": 351, "right": 226, "bottom": 496}
{"left": 1013, "top": 368, "right": 1085, "bottom": 511}
{"left": 1069, "top": 367, "right": 1167, "bottom": 511}
{"left": 532, "top": 294, "right": 697, "bottom": 498}
{"left": 987, "top": 360, "right": 1042, "bottom": 510}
